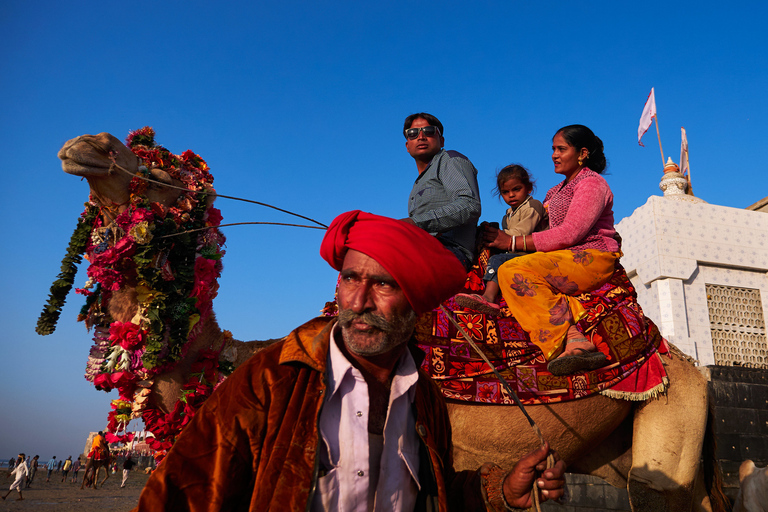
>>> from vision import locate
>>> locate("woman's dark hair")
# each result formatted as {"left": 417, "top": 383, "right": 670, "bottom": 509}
{"left": 554, "top": 125, "right": 607, "bottom": 173}
{"left": 493, "top": 164, "right": 535, "bottom": 199}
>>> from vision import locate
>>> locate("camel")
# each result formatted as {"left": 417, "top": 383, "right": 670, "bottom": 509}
{"left": 44, "top": 130, "right": 727, "bottom": 511}
{"left": 80, "top": 456, "right": 110, "bottom": 490}
{"left": 47, "top": 130, "right": 275, "bottom": 454}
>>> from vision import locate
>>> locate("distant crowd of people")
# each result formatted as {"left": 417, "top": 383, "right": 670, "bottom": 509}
{"left": 3, "top": 434, "right": 153, "bottom": 500}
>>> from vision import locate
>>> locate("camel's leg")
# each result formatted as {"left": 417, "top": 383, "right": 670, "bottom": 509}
{"left": 93, "top": 465, "right": 106, "bottom": 489}
{"left": 629, "top": 353, "right": 710, "bottom": 512}
{"left": 98, "top": 464, "right": 109, "bottom": 488}
{"left": 80, "top": 460, "right": 93, "bottom": 489}
{"left": 568, "top": 410, "right": 634, "bottom": 489}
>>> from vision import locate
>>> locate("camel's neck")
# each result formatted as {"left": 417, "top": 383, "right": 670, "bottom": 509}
{"left": 87, "top": 174, "right": 133, "bottom": 216}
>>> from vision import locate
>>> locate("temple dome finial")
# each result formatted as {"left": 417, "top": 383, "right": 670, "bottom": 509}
{"left": 659, "top": 157, "right": 706, "bottom": 203}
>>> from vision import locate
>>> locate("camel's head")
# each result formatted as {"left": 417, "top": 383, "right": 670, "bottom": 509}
{"left": 59, "top": 132, "right": 139, "bottom": 178}
{"left": 58, "top": 131, "right": 197, "bottom": 209}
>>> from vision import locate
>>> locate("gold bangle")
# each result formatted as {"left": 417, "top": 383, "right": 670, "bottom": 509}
{"left": 523, "top": 236, "right": 528, "bottom": 252}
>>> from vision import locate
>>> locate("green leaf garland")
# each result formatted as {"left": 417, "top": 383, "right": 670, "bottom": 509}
{"left": 36, "top": 205, "right": 99, "bottom": 335}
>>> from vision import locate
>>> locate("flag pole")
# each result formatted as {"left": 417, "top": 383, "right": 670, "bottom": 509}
{"left": 655, "top": 115, "right": 665, "bottom": 167}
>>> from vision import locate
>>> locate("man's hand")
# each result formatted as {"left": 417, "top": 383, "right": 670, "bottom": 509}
{"left": 503, "top": 442, "right": 566, "bottom": 508}
{"left": 481, "top": 223, "right": 512, "bottom": 250}
{"left": 399, "top": 217, "right": 416, "bottom": 225}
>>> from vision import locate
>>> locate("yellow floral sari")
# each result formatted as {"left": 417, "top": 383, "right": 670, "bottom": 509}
{"left": 497, "top": 249, "right": 620, "bottom": 360}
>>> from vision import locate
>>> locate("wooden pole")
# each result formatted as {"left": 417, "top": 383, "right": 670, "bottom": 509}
{"left": 655, "top": 115, "right": 665, "bottom": 167}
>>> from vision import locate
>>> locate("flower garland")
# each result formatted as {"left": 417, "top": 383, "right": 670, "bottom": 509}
{"left": 36, "top": 205, "right": 100, "bottom": 335}
{"left": 53, "top": 127, "right": 232, "bottom": 455}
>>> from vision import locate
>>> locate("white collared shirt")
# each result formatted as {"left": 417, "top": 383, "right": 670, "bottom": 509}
{"left": 311, "top": 326, "right": 421, "bottom": 512}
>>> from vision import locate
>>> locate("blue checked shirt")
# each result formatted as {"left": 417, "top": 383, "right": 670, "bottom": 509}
{"left": 408, "top": 149, "right": 481, "bottom": 262}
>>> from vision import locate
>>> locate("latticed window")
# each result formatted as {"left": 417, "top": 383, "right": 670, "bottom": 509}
{"left": 706, "top": 284, "right": 767, "bottom": 368}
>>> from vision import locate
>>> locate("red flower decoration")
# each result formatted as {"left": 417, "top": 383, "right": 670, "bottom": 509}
{"left": 191, "top": 258, "right": 221, "bottom": 318}
{"left": 108, "top": 321, "right": 146, "bottom": 350}
{"left": 456, "top": 313, "right": 484, "bottom": 340}
{"left": 477, "top": 383, "right": 498, "bottom": 402}
{"left": 93, "top": 371, "right": 137, "bottom": 393}
{"left": 105, "top": 432, "right": 135, "bottom": 444}
{"left": 205, "top": 206, "right": 223, "bottom": 227}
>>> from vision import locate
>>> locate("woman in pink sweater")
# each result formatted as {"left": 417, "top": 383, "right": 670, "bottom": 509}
{"left": 486, "top": 125, "right": 620, "bottom": 376}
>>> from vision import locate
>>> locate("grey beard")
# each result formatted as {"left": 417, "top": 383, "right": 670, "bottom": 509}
{"left": 338, "top": 308, "right": 417, "bottom": 355}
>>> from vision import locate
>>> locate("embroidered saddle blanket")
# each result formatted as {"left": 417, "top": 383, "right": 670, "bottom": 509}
{"left": 412, "top": 250, "right": 669, "bottom": 405}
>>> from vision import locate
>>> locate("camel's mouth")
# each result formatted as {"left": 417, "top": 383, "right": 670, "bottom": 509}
{"left": 58, "top": 133, "right": 136, "bottom": 177}
{"left": 59, "top": 140, "right": 111, "bottom": 176}
{"left": 61, "top": 156, "right": 114, "bottom": 177}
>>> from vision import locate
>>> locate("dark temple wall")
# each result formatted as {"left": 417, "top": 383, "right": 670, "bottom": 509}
{"left": 707, "top": 365, "right": 768, "bottom": 502}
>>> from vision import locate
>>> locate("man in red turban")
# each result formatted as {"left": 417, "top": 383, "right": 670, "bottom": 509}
{"left": 320, "top": 210, "right": 468, "bottom": 314}
{"left": 135, "top": 211, "right": 565, "bottom": 512}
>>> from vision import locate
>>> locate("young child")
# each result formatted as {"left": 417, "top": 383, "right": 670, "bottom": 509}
{"left": 456, "top": 164, "right": 547, "bottom": 315}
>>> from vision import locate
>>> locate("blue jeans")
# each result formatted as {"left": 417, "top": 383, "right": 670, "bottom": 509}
{"left": 443, "top": 243, "right": 473, "bottom": 271}
{"left": 484, "top": 252, "right": 522, "bottom": 283}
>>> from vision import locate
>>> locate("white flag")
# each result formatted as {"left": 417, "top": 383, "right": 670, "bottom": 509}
{"left": 638, "top": 88, "right": 656, "bottom": 146}
{"left": 679, "top": 127, "right": 689, "bottom": 176}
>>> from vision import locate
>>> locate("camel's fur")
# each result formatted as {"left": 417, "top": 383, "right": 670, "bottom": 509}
{"left": 59, "top": 132, "right": 727, "bottom": 511}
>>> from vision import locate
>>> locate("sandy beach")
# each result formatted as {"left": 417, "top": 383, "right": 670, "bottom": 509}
{"left": 1, "top": 470, "right": 149, "bottom": 511}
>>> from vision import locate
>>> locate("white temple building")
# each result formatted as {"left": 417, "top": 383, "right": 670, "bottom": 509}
{"left": 616, "top": 162, "right": 768, "bottom": 368}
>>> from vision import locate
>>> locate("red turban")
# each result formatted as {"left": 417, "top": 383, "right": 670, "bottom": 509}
{"left": 320, "top": 210, "right": 467, "bottom": 315}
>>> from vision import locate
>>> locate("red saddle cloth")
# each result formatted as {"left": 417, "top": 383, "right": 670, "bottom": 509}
{"left": 413, "top": 251, "right": 669, "bottom": 405}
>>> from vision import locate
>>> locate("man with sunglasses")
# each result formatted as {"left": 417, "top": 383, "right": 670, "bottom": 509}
{"left": 403, "top": 113, "right": 481, "bottom": 269}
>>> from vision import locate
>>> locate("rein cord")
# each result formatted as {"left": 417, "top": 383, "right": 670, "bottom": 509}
{"left": 109, "top": 157, "right": 328, "bottom": 230}
{"left": 439, "top": 304, "right": 555, "bottom": 511}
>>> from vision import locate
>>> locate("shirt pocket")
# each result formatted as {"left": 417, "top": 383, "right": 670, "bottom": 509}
{"left": 411, "top": 185, "right": 439, "bottom": 206}
{"left": 312, "top": 468, "right": 339, "bottom": 511}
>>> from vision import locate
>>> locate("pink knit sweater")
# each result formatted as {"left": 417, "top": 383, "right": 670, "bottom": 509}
{"left": 531, "top": 169, "right": 619, "bottom": 253}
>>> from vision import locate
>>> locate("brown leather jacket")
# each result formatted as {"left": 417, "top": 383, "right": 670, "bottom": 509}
{"left": 135, "top": 317, "right": 484, "bottom": 511}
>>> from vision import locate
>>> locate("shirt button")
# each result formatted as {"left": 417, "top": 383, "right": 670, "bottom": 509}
{"left": 356, "top": 411, "right": 362, "bottom": 417}
{"left": 417, "top": 425, "right": 427, "bottom": 436}
{"left": 357, "top": 470, "right": 364, "bottom": 477}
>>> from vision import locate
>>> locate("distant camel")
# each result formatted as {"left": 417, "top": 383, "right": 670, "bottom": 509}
{"left": 48, "top": 130, "right": 727, "bottom": 511}
{"left": 80, "top": 456, "right": 110, "bottom": 490}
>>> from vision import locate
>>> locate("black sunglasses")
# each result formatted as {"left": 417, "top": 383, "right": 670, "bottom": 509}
{"left": 405, "top": 125, "right": 441, "bottom": 140}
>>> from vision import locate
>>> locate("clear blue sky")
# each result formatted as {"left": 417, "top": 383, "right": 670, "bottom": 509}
{"left": 2, "top": 0, "right": 766, "bottom": 460}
